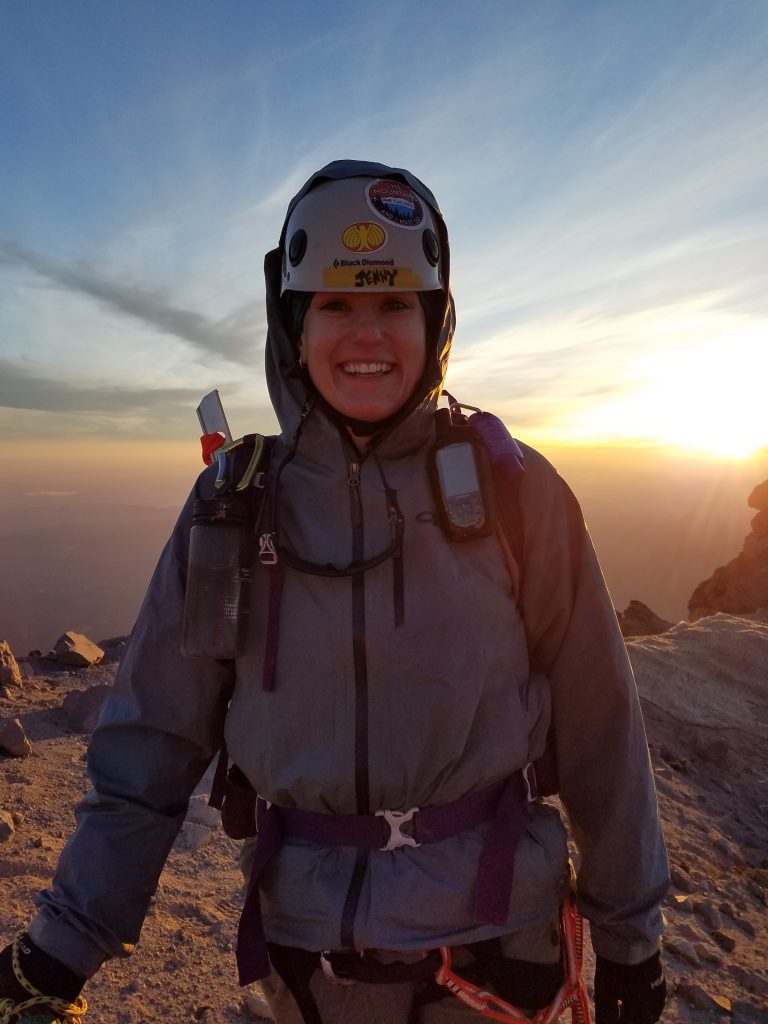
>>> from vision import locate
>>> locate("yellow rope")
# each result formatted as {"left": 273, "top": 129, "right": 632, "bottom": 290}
{"left": 0, "top": 934, "right": 88, "bottom": 1023}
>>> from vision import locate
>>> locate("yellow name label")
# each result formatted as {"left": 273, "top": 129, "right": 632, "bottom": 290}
{"left": 323, "top": 266, "right": 423, "bottom": 289}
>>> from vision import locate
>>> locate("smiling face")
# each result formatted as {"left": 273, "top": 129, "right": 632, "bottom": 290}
{"left": 299, "top": 291, "right": 427, "bottom": 433}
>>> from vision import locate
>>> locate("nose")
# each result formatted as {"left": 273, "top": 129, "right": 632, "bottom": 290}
{"left": 348, "top": 305, "right": 384, "bottom": 343}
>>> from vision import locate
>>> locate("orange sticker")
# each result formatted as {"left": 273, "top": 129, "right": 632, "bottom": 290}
{"left": 342, "top": 222, "right": 387, "bottom": 253}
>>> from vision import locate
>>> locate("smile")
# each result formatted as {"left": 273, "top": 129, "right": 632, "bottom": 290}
{"left": 341, "top": 362, "right": 393, "bottom": 375}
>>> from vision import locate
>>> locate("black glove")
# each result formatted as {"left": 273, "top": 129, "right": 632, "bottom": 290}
{"left": 0, "top": 932, "right": 85, "bottom": 1018}
{"left": 594, "top": 951, "right": 666, "bottom": 1024}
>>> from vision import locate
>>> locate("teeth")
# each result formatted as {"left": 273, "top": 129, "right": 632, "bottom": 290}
{"left": 342, "top": 362, "right": 391, "bottom": 375}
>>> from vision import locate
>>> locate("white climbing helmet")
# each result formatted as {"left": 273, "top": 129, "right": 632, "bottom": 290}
{"left": 281, "top": 176, "right": 444, "bottom": 294}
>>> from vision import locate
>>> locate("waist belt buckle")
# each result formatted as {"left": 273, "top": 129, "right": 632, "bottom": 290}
{"left": 375, "top": 807, "right": 421, "bottom": 852}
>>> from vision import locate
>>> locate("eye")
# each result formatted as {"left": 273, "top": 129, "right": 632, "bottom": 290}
{"left": 317, "top": 298, "right": 350, "bottom": 312}
{"left": 382, "top": 296, "right": 412, "bottom": 312}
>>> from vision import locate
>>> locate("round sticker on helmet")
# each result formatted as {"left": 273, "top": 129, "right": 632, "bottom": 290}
{"left": 342, "top": 222, "right": 387, "bottom": 253}
{"left": 366, "top": 180, "right": 424, "bottom": 230}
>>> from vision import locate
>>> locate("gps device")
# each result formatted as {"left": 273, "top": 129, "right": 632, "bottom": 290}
{"left": 430, "top": 409, "right": 495, "bottom": 541}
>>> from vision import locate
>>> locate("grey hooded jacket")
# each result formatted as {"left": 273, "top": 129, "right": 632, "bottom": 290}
{"left": 29, "top": 161, "right": 668, "bottom": 978}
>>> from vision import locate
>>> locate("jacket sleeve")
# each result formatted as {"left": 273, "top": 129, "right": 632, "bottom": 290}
{"left": 516, "top": 446, "right": 669, "bottom": 965}
{"left": 27, "top": 468, "right": 235, "bottom": 977}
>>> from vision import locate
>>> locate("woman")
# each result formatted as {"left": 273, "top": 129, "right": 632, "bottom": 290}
{"left": 1, "top": 161, "right": 668, "bottom": 1024}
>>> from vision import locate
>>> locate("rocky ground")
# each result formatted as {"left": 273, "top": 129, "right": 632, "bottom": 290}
{"left": 1, "top": 615, "right": 767, "bottom": 1024}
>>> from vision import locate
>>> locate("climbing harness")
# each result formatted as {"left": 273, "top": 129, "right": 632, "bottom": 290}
{"left": 265, "top": 890, "right": 591, "bottom": 1024}
{"left": 0, "top": 934, "right": 87, "bottom": 1024}
{"left": 435, "top": 893, "right": 591, "bottom": 1024}
{"left": 232, "top": 772, "right": 537, "bottom": 985}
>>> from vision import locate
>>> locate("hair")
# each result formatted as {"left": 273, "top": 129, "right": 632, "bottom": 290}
{"left": 281, "top": 290, "right": 313, "bottom": 346}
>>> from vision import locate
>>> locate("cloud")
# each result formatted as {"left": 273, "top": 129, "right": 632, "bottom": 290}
{"left": 0, "top": 239, "right": 265, "bottom": 366}
{"left": 0, "top": 357, "right": 202, "bottom": 415}
{"left": 0, "top": 355, "right": 279, "bottom": 442}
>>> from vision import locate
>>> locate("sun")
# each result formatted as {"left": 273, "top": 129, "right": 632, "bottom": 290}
{"left": 569, "top": 324, "right": 768, "bottom": 459}
{"left": 644, "top": 331, "right": 767, "bottom": 458}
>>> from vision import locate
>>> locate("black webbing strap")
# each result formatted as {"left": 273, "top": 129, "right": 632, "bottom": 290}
{"left": 267, "top": 944, "right": 324, "bottom": 1024}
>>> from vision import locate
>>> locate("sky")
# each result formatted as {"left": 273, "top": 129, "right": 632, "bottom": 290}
{"left": 1, "top": 1, "right": 767, "bottom": 652}
{"left": 1, "top": 0, "right": 767, "bottom": 458}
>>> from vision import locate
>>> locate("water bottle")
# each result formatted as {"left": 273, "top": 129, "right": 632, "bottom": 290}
{"left": 182, "top": 496, "right": 254, "bottom": 659}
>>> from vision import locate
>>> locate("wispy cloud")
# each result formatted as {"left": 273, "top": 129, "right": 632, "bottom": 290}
{"left": 0, "top": 355, "right": 278, "bottom": 442}
{"left": 0, "top": 240, "right": 265, "bottom": 366}
{"left": 0, "top": 356, "right": 202, "bottom": 415}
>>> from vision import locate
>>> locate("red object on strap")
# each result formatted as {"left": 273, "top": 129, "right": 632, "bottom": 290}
{"left": 435, "top": 891, "right": 592, "bottom": 1024}
{"left": 200, "top": 432, "right": 227, "bottom": 465}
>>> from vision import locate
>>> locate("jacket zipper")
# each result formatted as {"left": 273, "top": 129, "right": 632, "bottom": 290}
{"left": 339, "top": 458, "right": 370, "bottom": 948}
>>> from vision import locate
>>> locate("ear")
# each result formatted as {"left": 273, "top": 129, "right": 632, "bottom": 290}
{"left": 298, "top": 335, "right": 307, "bottom": 369}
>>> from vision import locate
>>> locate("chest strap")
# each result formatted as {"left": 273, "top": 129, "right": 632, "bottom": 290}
{"left": 235, "top": 770, "right": 533, "bottom": 986}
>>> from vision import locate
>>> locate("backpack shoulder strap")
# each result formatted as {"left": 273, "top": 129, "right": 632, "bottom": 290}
{"left": 466, "top": 411, "right": 526, "bottom": 598}
{"left": 204, "top": 434, "right": 277, "bottom": 810}
{"left": 468, "top": 410, "right": 559, "bottom": 798}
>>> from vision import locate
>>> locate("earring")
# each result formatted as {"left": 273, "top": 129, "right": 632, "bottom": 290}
{"left": 299, "top": 356, "right": 307, "bottom": 369}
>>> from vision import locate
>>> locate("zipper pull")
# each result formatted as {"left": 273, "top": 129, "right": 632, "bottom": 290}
{"left": 348, "top": 462, "right": 360, "bottom": 487}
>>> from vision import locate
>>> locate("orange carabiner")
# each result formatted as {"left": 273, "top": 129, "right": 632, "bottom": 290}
{"left": 434, "top": 893, "right": 592, "bottom": 1024}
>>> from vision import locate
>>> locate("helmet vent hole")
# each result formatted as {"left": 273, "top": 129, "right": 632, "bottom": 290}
{"left": 422, "top": 229, "right": 439, "bottom": 268}
{"left": 288, "top": 229, "right": 308, "bottom": 267}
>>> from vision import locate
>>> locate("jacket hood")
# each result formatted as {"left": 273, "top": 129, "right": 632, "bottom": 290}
{"left": 263, "top": 160, "right": 455, "bottom": 442}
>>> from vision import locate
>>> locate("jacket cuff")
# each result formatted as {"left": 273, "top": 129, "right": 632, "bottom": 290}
{"left": 26, "top": 911, "right": 112, "bottom": 979}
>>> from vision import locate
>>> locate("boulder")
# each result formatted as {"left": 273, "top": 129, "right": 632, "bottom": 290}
{"left": 0, "top": 641, "right": 22, "bottom": 690}
{"left": 52, "top": 632, "right": 104, "bottom": 668}
{"left": 245, "top": 988, "right": 275, "bottom": 1019}
{"left": 665, "top": 936, "right": 700, "bottom": 964}
{"left": 97, "top": 636, "right": 129, "bottom": 664}
{"left": 732, "top": 1002, "right": 768, "bottom": 1024}
{"left": 174, "top": 821, "right": 214, "bottom": 854}
{"left": 689, "top": 478, "right": 768, "bottom": 618}
{"left": 0, "top": 810, "right": 15, "bottom": 842}
{"left": 676, "top": 980, "right": 732, "bottom": 1013}
{"left": 616, "top": 600, "right": 673, "bottom": 638}
{"left": 62, "top": 684, "right": 112, "bottom": 732}
{"left": 0, "top": 717, "right": 32, "bottom": 757}
{"left": 186, "top": 794, "right": 222, "bottom": 829}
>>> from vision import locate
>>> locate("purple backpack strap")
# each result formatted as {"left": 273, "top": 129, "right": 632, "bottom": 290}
{"left": 473, "top": 774, "right": 529, "bottom": 924}
{"left": 236, "top": 799, "right": 284, "bottom": 985}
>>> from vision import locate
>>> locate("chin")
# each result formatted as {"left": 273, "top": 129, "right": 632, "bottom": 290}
{"left": 346, "top": 407, "right": 395, "bottom": 422}
{"left": 334, "top": 398, "right": 395, "bottom": 421}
